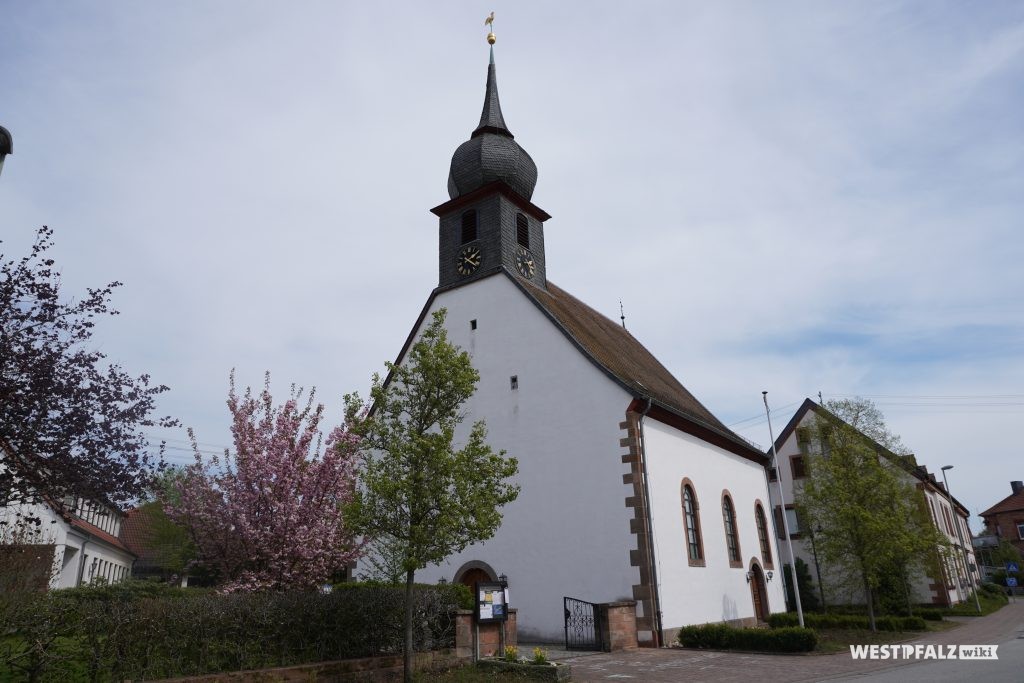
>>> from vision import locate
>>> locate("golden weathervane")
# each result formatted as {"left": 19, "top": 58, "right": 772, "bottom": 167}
{"left": 485, "top": 11, "right": 496, "bottom": 44}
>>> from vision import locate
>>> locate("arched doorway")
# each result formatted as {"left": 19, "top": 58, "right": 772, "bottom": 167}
{"left": 749, "top": 560, "right": 770, "bottom": 623}
{"left": 453, "top": 560, "right": 497, "bottom": 591}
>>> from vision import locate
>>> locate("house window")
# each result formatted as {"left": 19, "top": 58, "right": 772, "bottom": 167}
{"left": 1017, "top": 522, "right": 1024, "bottom": 540}
{"left": 681, "top": 480, "right": 704, "bottom": 566}
{"left": 785, "top": 507, "right": 803, "bottom": 535}
{"left": 461, "top": 210, "right": 477, "bottom": 244}
{"left": 755, "top": 503, "right": 772, "bottom": 568}
{"left": 509, "top": 375, "right": 518, "bottom": 390}
{"left": 516, "top": 213, "right": 529, "bottom": 249}
{"left": 941, "top": 507, "right": 954, "bottom": 536}
{"left": 795, "top": 427, "right": 811, "bottom": 454}
{"left": 722, "top": 492, "right": 742, "bottom": 567}
{"left": 790, "top": 455, "right": 806, "bottom": 479}
{"left": 768, "top": 467, "right": 778, "bottom": 482}
{"left": 470, "top": 319, "right": 477, "bottom": 330}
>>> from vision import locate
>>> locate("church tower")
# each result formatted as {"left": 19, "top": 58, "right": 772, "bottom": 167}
{"left": 431, "top": 43, "right": 551, "bottom": 290}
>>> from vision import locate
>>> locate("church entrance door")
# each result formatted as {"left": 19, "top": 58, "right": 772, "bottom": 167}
{"left": 749, "top": 563, "right": 769, "bottom": 623}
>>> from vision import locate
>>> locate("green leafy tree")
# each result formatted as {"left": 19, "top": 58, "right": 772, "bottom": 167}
{"left": 131, "top": 468, "right": 196, "bottom": 580}
{"left": 797, "top": 398, "right": 948, "bottom": 630}
{"left": 345, "top": 309, "right": 519, "bottom": 682}
{"left": 783, "top": 558, "right": 821, "bottom": 613}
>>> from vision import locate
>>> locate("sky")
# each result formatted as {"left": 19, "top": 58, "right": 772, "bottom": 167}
{"left": 2, "top": 2, "right": 1022, "bottom": 530}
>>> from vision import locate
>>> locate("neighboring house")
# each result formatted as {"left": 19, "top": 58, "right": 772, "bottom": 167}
{"left": 361, "top": 43, "right": 786, "bottom": 646}
{"left": 768, "top": 399, "right": 980, "bottom": 607}
{"left": 0, "top": 495, "right": 135, "bottom": 589}
{"left": 979, "top": 481, "right": 1024, "bottom": 557}
{"left": 120, "top": 506, "right": 188, "bottom": 585}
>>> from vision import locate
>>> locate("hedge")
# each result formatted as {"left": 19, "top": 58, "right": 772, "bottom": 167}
{"left": 0, "top": 580, "right": 466, "bottom": 682}
{"left": 677, "top": 624, "right": 817, "bottom": 652}
{"left": 767, "top": 612, "right": 927, "bottom": 631}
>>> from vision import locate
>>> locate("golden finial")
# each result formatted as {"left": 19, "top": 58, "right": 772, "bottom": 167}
{"left": 485, "top": 11, "right": 496, "bottom": 44}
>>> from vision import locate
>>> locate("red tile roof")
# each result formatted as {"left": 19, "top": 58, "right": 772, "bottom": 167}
{"left": 980, "top": 490, "right": 1024, "bottom": 518}
{"left": 69, "top": 516, "right": 135, "bottom": 555}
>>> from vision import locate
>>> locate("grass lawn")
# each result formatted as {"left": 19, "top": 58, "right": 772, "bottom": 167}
{"left": 813, "top": 619, "right": 960, "bottom": 654}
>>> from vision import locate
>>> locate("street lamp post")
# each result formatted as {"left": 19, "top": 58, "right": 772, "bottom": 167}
{"left": 763, "top": 391, "right": 804, "bottom": 627}
{"left": 941, "top": 465, "right": 982, "bottom": 614}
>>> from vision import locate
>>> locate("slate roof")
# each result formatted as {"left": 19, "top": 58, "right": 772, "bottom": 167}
{"left": 447, "top": 47, "right": 538, "bottom": 201}
{"left": 979, "top": 488, "right": 1024, "bottom": 518}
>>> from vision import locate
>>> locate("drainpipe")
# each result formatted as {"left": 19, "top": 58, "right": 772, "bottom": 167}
{"left": 635, "top": 397, "right": 663, "bottom": 647}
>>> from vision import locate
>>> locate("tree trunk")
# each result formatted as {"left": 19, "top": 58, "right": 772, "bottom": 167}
{"left": 404, "top": 567, "right": 415, "bottom": 683}
{"left": 864, "top": 577, "right": 876, "bottom": 631}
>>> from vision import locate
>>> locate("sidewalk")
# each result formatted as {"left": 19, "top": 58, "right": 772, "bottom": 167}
{"left": 553, "top": 602, "right": 1024, "bottom": 682}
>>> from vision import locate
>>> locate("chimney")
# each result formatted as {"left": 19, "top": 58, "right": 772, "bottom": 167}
{"left": 1012, "top": 481, "right": 1023, "bottom": 495}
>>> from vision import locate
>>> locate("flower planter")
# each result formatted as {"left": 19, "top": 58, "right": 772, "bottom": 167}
{"left": 477, "top": 658, "right": 571, "bottom": 681}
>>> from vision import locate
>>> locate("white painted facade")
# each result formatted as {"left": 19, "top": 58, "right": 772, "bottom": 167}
{"left": 768, "top": 400, "right": 980, "bottom": 607}
{"left": 644, "top": 420, "right": 787, "bottom": 627}
{"left": 406, "top": 274, "right": 638, "bottom": 641}
{"left": 0, "top": 497, "right": 134, "bottom": 589}
{"left": 375, "top": 273, "right": 785, "bottom": 641}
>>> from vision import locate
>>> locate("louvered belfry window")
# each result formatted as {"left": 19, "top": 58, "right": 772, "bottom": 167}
{"left": 516, "top": 212, "right": 529, "bottom": 249}
{"left": 461, "top": 210, "right": 477, "bottom": 244}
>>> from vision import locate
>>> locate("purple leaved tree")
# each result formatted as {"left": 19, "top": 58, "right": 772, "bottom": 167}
{"left": 1, "top": 226, "right": 174, "bottom": 516}
{"left": 168, "top": 373, "right": 362, "bottom": 592}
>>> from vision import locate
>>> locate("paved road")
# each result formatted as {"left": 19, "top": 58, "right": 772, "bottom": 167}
{"left": 545, "top": 601, "right": 1024, "bottom": 682}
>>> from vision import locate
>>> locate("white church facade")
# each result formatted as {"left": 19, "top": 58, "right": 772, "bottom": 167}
{"left": 367, "top": 39, "right": 787, "bottom": 645}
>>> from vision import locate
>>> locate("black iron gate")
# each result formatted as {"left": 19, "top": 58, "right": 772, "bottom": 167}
{"left": 564, "top": 596, "right": 604, "bottom": 651}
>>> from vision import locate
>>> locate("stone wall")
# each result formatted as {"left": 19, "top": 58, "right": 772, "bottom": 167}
{"left": 454, "top": 608, "right": 518, "bottom": 659}
{"left": 599, "top": 600, "right": 638, "bottom": 651}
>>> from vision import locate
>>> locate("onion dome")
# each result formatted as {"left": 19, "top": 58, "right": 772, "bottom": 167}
{"left": 447, "top": 46, "right": 538, "bottom": 201}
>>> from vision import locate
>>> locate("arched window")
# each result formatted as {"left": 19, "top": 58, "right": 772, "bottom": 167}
{"left": 722, "top": 492, "right": 742, "bottom": 567}
{"left": 516, "top": 212, "right": 529, "bottom": 249}
{"left": 755, "top": 502, "right": 773, "bottom": 568}
{"left": 680, "top": 479, "right": 704, "bottom": 567}
{"left": 461, "top": 210, "right": 477, "bottom": 244}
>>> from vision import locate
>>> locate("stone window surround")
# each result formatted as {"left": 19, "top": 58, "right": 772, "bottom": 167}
{"left": 753, "top": 499, "right": 773, "bottom": 569}
{"left": 680, "top": 478, "right": 705, "bottom": 567}
{"left": 721, "top": 490, "right": 743, "bottom": 569}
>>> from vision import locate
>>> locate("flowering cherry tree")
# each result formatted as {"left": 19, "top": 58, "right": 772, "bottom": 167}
{"left": 168, "top": 373, "right": 362, "bottom": 592}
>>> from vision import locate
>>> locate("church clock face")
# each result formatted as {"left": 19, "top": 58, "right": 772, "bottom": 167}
{"left": 457, "top": 245, "right": 482, "bottom": 276}
{"left": 515, "top": 247, "right": 535, "bottom": 278}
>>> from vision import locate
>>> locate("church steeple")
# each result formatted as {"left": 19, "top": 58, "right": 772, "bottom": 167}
{"left": 472, "top": 47, "right": 511, "bottom": 138}
{"left": 433, "top": 34, "right": 551, "bottom": 291}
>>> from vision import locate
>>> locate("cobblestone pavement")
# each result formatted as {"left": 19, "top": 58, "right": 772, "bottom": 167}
{"left": 537, "top": 601, "right": 1024, "bottom": 682}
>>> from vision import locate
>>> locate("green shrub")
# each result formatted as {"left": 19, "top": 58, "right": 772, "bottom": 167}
{"left": 0, "top": 583, "right": 465, "bottom": 681}
{"left": 979, "top": 582, "right": 1007, "bottom": 597}
{"left": 678, "top": 623, "right": 816, "bottom": 652}
{"left": 768, "top": 612, "right": 927, "bottom": 631}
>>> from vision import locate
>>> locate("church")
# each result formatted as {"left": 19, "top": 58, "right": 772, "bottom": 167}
{"left": 380, "top": 35, "right": 786, "bottom": 646}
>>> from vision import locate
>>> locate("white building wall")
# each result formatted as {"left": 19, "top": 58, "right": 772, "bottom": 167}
{"left": 384, "top": 275, "right": 640, "bottom": 641}
{"left": 0, "top": 500, "right": 133, "bottom": 589}
{"left": 643, "top": 419, "right": 787, "bottom": 627}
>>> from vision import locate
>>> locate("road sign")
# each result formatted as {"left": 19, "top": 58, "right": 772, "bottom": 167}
{"left": 1006, "top": 561, "right": 1020, "bottom": 573}
{"left": 1007, "top": 577, "right": 1018, "bottom": 587}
